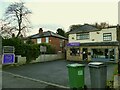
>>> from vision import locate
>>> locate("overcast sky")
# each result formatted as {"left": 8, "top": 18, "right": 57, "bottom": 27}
{"left": 0, "top": 0, "right": 119, "bottom": 36}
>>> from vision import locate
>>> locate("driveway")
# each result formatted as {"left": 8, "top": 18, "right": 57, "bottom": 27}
{"left": 3, "top": 60, "right": 117, "bottom": 88}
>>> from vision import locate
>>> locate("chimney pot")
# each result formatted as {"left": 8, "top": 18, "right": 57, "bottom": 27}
{"left": 39, "top": 28, "right": 43, "bottom": 34}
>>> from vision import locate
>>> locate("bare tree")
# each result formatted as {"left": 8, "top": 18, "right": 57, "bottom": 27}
{"left": 2, "top": 2, "right": 32, "bottom": 38}
{"left": 94, "top": 22, "right": 109, "bottom": 29}
{"left": 0, "top": 19, "right": 14, "bottom": 38}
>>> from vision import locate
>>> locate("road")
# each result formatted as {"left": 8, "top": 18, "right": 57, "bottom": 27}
{"left": 2, "top": 60, "right": 117, "bottom": 89}
{"left": 2, "top": 71, "right": 48, "bottom": 88}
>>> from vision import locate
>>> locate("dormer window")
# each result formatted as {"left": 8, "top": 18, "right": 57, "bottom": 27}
{"left": 76, "top": 33, "right": 89, "bottom": 40}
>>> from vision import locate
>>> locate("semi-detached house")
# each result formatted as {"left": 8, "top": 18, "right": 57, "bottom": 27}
{"left": 28, "top": 28, "right": 68, "bottom": 53}
{"left": 66, "top": 24, "right": 120, "bottom": 63}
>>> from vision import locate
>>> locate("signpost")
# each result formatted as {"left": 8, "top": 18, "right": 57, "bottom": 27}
{"left": 3, "top": 46, "right": 15, "bottom": 53}
{"left": 40, "top": 46, "right": 46, "bottom": 53}
{"left": 0, "top": 36, "right": 2, "bottom": 90}
{"left": 40, "top": 46, "right": 46, "bottom": 62}
{"left": 2, "top": 46, "right": 15, "bottom": 64}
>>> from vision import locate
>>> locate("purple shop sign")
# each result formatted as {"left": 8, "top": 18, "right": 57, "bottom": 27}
{"left": 2, "top": 54, "right": 15, "bottom": 64}
{"left": 67, "top": 42, "right": 80, "bottom": 46}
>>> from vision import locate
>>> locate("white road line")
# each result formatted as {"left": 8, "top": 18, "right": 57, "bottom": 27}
{"left": 3, "top": 71, "right": 70, "bottom": 89}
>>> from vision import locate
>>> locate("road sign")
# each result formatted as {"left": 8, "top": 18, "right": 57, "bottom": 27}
{"left": 3, "top": 46, "right": 15, "bottom": 53}
{"left": 40, "top": 46, "right": 46, "bottom": 52}
{"left": 2, "top": 54, "right": 15, "bottom": 64}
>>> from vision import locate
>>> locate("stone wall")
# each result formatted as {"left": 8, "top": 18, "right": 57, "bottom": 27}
{"left": 31, "top": 54, "right": 64, "bottom": 63}
{"left": 17, "top": 56, "right": 26, "bottom": 65}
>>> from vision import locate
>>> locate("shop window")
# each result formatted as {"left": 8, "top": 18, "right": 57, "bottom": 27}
{"left": 91, "top": 48, "right": 115, "bottom": 59}
{"left": 92, "top": 49, "right": 105, "bottom": 58}
{"left": 103, "top": 33, "right": 112, "bottom": 41}
{"left": 76, "top": 33, "right": 89, "bottom": 40}
{"left": 70, "top": 48, "right": 80, "bottom": 56}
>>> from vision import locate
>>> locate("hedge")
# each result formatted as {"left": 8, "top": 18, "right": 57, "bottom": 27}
{"left": 2, "top": 38, "right": 56, "bottom": 63}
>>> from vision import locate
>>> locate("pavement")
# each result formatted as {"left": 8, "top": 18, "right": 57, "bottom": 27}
{"left": 2, "top": 60, "right": 117, "bottom": 89}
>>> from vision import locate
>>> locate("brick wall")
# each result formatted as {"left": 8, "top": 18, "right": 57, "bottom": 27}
{"left": 49, "top": 37, "right": 62, "bottom": 52}
{"left": 42, "top": 37, "right": 46, "bottom": 43}
{"left": 31, "top": 39, "right": 37, "bottom": 43}
{"left": 49, "top": 37, "right": 68, "bottom": 53}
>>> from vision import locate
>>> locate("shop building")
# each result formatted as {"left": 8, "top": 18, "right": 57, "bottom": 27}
{"left": 66, "top": 24, "right": 120, "bottom": 62}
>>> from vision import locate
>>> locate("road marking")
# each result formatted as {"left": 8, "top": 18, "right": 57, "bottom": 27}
{"left": 3, "top": 71, "right": 69, "bottom": 89}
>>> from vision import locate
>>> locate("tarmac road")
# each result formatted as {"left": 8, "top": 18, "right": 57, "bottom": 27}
{"left": 2, "top": 60, "right": 117, "bottom": 88}
{"left": 2, "top": 71, "right": 48, "bottom": 88}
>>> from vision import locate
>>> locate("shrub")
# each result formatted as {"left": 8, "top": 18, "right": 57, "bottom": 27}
{"left": 25, "top": 44, "right": 40, "bottom": 63}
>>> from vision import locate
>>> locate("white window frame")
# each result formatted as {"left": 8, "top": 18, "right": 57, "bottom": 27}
{"left": 103, "top": 33, "right": 112, "bottom": 41}
{"left": 37, "top": 38, "right": 41, "bottom": 44}
{"left": 76, "top": 33, "right": 89, "bottom": 40}
{"left": 46, "top": 37, "right": 49, "bottom": 43}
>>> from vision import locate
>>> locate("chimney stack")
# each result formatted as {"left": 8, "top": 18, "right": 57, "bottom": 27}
{"left": 117, "top": 24, "right": 120, "bottom": 30}
{"left": 39, "top": 28, "right": 43, "bottom": 34}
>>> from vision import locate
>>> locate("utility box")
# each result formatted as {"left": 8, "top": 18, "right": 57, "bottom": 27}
{"left": 67, "top": 63, "right": 85, "bottom": 88}
{"left": 88, "top": 62, "right": 107, "bottom": 88}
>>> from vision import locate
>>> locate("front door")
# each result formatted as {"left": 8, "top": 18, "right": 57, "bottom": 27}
{"left": 82, "top": 48, "right": 88, "bottom": 60}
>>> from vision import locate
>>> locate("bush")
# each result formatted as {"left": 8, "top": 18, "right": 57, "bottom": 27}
{"left": 25, "top": 44, "right": 40, "bottom": 63}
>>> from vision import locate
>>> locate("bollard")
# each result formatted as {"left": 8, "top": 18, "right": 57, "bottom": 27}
{"left": 88, "top": 62, "right": 107, "bottom": 89}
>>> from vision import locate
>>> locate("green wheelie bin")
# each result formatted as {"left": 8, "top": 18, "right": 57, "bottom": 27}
{"left": 67, "top": 63, "right": 85, "bottom": 89}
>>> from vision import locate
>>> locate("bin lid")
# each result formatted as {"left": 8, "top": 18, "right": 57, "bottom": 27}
{"left": 67, "top": 63, "right": 85, "bottom": 68}
{"left": 88, "top": 62, "right": 106, "bottom": 68}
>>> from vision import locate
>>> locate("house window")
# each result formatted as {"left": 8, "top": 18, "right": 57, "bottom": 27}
{"left": 70, "top": 48, "right": 80, "bottom": 56}
{"left": 60, "top": 40, "right": 63, "bottom": 48}
{"left": 103, "top": 33, "right": 112, "bottom": 41}
{"left": 46, "top": 37, "right": 49, "bottom": 43}
{"left": 37, "top": 38, "right": 41, "bottom": 44}
{"left": 76, "top": 33, "right": 89, "bottom": 40}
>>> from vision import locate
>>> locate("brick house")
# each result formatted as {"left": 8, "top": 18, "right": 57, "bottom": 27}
{"left": 28, "top": 28, "right": 68, "bottom": 53}
{"left": 66, "top": 24, "right": 120, "bottom": 63}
